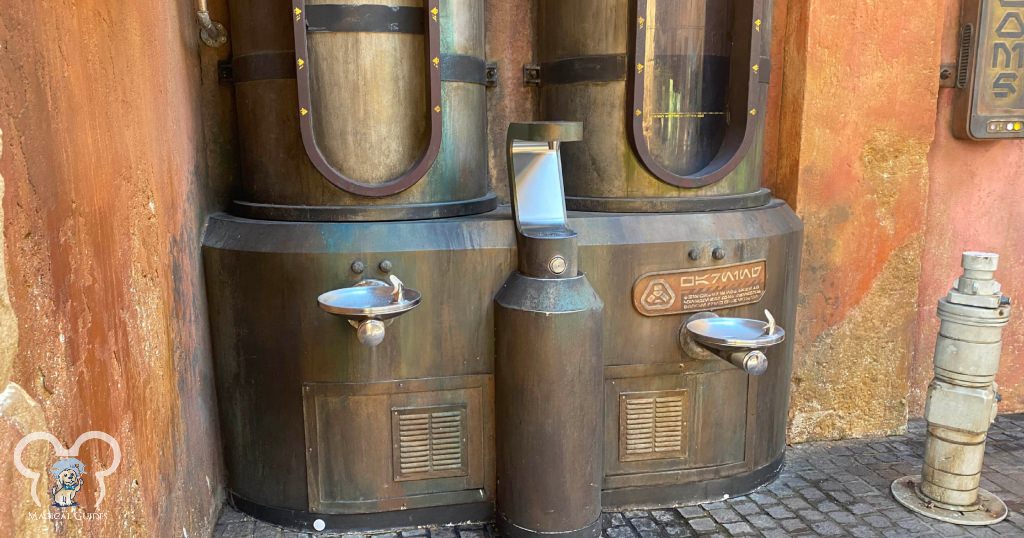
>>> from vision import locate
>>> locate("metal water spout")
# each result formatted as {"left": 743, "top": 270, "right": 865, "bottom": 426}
{"left": 494, "top": 122, "right": 605, "bottom": 538}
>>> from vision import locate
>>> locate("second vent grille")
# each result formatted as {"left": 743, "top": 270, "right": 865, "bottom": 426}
{"left": 393, "top": 405, "right": 468, "bottom": 481}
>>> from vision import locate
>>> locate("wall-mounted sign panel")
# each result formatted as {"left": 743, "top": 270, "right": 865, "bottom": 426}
{"left": 954, "top": 0, "right": 1024, "bottom": 140}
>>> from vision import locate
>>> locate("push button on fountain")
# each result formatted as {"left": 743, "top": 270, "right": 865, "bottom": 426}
{"left": 549, "top": 255, "right": 567, "bottom": 275}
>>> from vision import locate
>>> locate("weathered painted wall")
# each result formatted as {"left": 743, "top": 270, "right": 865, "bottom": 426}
{"left": 911, "top": 3, "right": 1024, "bottom": 415}
{"left": 769, "top": 0, "right": 945, "bottom": 442}
{"left": 0, "top": 0, "right": 224, "bottom": 536}
{"left": 486, "top": 0, "right": 538, "bottom": 203}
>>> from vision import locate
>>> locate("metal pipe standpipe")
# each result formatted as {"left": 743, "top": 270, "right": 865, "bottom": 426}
{"left": 892, "top": 252, "right": 1012, "bottom": 526}
{"left": 495, "top": 122, "right": 604, "bottom": 538}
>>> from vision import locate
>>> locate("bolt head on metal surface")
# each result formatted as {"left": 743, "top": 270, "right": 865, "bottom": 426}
{"left": 548, "top": 256, "right": 567, "bottom": 275}
{"left": 688, "top": 248, "right": 702, "bottom": 261}
{"left": 351, "top": 260, "right": 366, "bottom": 274}
{"left": 379, "top": 260, "right": 393, "bottom": 273}
{"left": 712, "top": 247, "right": 726, "bottom": 260}
{"left": 742, "top": 350, "right": 769, "bottom": 376}
{"left": 356, "top": 320, "right": 387, "bottom": 347}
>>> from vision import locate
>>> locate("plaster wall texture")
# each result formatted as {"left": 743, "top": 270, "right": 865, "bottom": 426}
{"left": 768, "top": 0, "right": 945, "bottom": 443}
{"left": 911, "top": 1, "right": 1024, "bottom": 414}
{"left": 0, "top": 0, "right": 225, "bottom": 536}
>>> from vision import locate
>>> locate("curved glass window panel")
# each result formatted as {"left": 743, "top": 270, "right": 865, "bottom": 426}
{"left": 640, "top": 0, "right": 733, "bottom": 176}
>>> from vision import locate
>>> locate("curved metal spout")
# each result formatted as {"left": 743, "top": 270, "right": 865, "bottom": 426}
{"left": 389, "top": 275, "right": 404, "bottom": 304}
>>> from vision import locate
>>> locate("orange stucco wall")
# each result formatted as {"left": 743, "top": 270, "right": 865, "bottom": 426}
{"left": 0, "top": 1, "right": 226, "bottom": 535}
{"left": 912, "top": 5, "right": 1024, "bottom": 414}
{"left": 768, "top": 0, "right": 943, "bottom": 442}
{"left": 768, "top": 0, "right": 1024, "bottom": 442}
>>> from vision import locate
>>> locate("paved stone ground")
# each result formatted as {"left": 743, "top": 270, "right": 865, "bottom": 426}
{"left": 216, "top": 414, "right": 1024, "bottom": 537}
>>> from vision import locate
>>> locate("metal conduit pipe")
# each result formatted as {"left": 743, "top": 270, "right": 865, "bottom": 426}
{"left": 892, "top": 252, "right": 1012, "bottom": 526}
{"left": 196, "top": 0, "right": 228, "bottom": 47}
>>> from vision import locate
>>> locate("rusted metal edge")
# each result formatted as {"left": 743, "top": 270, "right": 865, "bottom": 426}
{"left": 293, "top": 0, "right": 442, "bottom": 197}
{"left": 629, "top": 0, "right": 766, "bottom": 189}
{"left": 566, "top": 188, "right": 774, "bottom": 213}
{"left": 231, "top": 193, "right": 498, "bottom": 222}
{"left": 229, "top": 491, "right": 493, "bottom": 532}
{"left": 229, "top": 51, "right": 488, "bottom": 85}
{"left": 305, "top": 4, "right": 424, "bottom": 34}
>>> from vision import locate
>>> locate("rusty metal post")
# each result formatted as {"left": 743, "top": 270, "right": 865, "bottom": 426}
{"left": 495, "top": 122, "right": 604, "bottom": 538}
{"left": 892, "top": 252, "right": 1012, "bottom": 525}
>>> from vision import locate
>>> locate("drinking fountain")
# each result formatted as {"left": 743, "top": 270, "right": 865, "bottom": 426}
{"left": 318, "top": 275, "right": 423, "bottom": 347}
{"left": 682, "top": 310, "right": 787, "bottom": 376}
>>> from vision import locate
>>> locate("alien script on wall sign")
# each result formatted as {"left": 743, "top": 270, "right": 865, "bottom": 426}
{"left": 632, "top": 260, "right": 768, "bottom": 317}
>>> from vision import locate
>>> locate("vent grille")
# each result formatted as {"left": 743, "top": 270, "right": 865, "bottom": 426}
{"left": 393, "top": 405, "right": 468, "bottom": 481}
{"left": 620, "top": 390, "right": 688, "bottom": 462}
{"left": 957, "top": 24, "right": 973, "bottom": 89}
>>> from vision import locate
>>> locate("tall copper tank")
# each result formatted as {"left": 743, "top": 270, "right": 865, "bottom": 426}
{"left": 229, "top": 0, "right": 493, "bottom": 221}
{"left": 537, "top": 0, "right": 772, "bottom": 212}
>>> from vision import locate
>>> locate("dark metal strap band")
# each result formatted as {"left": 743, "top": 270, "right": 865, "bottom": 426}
{"left": 541, "top": 54, "right": 627, "bottom": 85}
{"left": 441, "top": 55, "right": 487, "bottom": 85}
{"left": 233, "top": 52, "right": 296, "bottom": 82}
{"left": 232, "top": 52, "right": 487, "bottom": 85}
{"left": 305, "top": 4, "right": 424, "bottom": 34}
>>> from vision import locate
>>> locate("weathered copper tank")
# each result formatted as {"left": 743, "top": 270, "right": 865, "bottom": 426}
{"left": 229, "top": 0, "right": 493, "bottom": 221}
{"left": 538, "top": 0, "right": 772, "bottom": 212}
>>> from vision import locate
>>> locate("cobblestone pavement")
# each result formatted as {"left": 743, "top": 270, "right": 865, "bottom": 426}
{"left": 217, "top": 414, "right": 1024, "bottom": 537}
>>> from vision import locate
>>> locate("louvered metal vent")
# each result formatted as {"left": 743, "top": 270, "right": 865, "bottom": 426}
{"left": 393, "top": 405, "right": 468, "bottom": 481}
{"left": 620, "top": 390, "right": 687, "bottom": 462}
{"left": 957, "top": 24, "right": 973, "bottom": 89}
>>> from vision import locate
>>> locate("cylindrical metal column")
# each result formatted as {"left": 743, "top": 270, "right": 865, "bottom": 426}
{"left": 892, "top": 252, "right": 1012, "bottom": 526}
{"left": 495, "top": 122, "right": 604, "bottom": 538}
{"left": 495, "top": 274, "right": 604, "bottom": 538}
